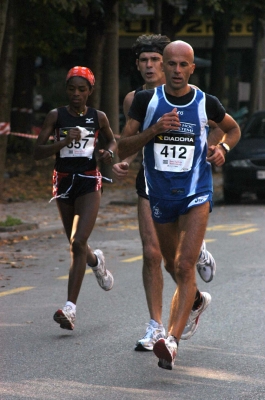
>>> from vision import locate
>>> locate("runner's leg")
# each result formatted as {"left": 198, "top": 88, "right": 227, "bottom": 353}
{"left": 56, "top": 191, "right": 101, "bottom": 304}
{"left": 138, "top": 196, "right": 163, "bottom": 324}
{"left": 154, "top": 202, "right": 209, "bottom": 341}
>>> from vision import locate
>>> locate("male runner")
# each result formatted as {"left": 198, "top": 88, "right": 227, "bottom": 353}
{"left": 113, "top": 35, "right": 220, "bottom": 351}
{"left": 118, "top": 40, "right": 241, "bottom": 369}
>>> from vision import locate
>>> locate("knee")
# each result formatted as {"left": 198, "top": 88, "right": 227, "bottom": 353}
{"left": 175, "top": 259, "right": 195, "bottom": 283}
{"left": 143, "top": 243, "right": 162, "bottom": 271}
{"left": 70, "top": 236, "right": 86, "bottom": 256}
{"left": 164, "top": 262, "right": 174, "bottom": 275}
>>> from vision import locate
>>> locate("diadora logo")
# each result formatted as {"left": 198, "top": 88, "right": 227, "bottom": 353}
{"left": 164, "top": 136, "right": 194, "bottom": 142}
{"left": 86, "top": 118, "right": 94, "bottom": 123}
{"left": 157, "top": 135, "right": 164, "bottom": 140}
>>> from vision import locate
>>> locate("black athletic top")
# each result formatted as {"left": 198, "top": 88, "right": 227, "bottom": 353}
{"left": 129, "top": 87, "right": 225, "bottom": 124}
{"left": 54, "top": 106, "right": 100, "bottom": 173}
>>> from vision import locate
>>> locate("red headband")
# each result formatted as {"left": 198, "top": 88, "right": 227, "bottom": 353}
{"left": 66, "top": 66, "right": 95, "bottom": 86}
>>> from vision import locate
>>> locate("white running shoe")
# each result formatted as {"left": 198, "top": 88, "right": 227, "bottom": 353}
{"left": 53, "top": 305, "right": 76, "bottom": 330}
{"left": 196, "top": 240, "right": 216, "bottom": 283}
{"left": 153, "top": 336, "right": 178, "bottom": 370}
{"left": 89, "top": 249, "right": 114, "bottom": 291}
{"left": 181, "top": 292, "right": 211, "bottom": 340}
{"left": 135, "top": 321, "right": 166, "bottom": 351}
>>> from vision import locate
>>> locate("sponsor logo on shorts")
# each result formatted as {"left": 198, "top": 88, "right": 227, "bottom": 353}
{"left": 153, "top": 203, "right": 162, "bottom": 219}
{"left": 171, "top": 188, "right": 185, "bottom": 194}
{"left": 188, "top": 195, "right": 209, "bottom": 208}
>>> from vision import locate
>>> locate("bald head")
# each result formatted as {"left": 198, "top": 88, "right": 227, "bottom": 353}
{"left": 163, "top": 40, "right": 194, "bottom": 63}
{"left": 162, "top": 40, "right": 195, "bottom": 96}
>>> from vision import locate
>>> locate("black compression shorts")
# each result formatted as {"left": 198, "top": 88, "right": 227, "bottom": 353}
{"left": 135, "top": 165, "right": 149, "bottom": 200}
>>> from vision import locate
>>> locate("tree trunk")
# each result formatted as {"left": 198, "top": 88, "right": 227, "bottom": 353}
{"left": 100, "top": 1, "right": 119, "bottom": 135}
{"left": 209, "top": 13, "right": 232, "bottom": 100}
{"left": 249, "top": 10, "right": 265, "bottom": 114}
{"left": 84, "top": 14, "right": 105, "bottom": 109}
{"left": 99, "top": 1, "right": 119, "bottom": 180}
{"left": 0, "top": 0, "right": 18, "bottom": 203}
{"left": 161, "top": 0, "right": 198, "bottom": 40}
{"left": 0, "top": 0, "right": 9, "bottom": 54}
{"left": 153, "top": 0, "right": 162, "bottom": 33}
{"left": 11, "top": 55, "right": 35, "bottom": 133}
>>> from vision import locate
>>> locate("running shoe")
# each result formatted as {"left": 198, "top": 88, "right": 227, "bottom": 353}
{"left": 153, "top": 336, "right": 178, "bottom": 370}
{"left": 89, "top": 249, "right": 114, "bottom": 291}
{"left": 196, "top": 240, "right": 216, "bottom": 283}
{"left": 135, "top": 321, "right": 166, "bottom": 351}
{"left": 181, "top": 291, "right": 211, "bottom": 340}
{"left": 53, "top": 305, "right": 76, "bottom": 330}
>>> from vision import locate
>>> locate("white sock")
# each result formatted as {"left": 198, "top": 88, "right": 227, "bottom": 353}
{"left": 149, "top": 319, "right": 160, "bottom": 328}
{"left": 65, "top": 301, "right": 76, "bottom": 312}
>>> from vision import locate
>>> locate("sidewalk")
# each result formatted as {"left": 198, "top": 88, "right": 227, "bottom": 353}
{"left": 0, "top": 171, "right": 223, "bottom": 242}
{"left": 0, "top": 183, "right": 138, "bottom": 242}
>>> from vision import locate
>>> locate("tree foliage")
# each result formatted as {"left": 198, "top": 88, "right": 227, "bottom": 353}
{"left": 30, "top": 0, "right": 88, "bottom": 12}
{"left": 17, "top": 1, "right": 85, "bottom": 60}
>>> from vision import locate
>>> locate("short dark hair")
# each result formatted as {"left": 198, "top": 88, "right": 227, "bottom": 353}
{"left": 132, "top": 34, "right": 171, "bottom": 59}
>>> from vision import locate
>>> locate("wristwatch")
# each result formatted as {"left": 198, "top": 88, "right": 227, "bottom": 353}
{"left": 218, "top": 142, "right": 230, "bottom": 154}
{"left": 107, "top": 149, "right": 114, "bottom": 158}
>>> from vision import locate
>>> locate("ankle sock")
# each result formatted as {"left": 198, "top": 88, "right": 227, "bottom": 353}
{"left": 89, "top": 253, "right": 98, "bottom": 269}
{"left": 172, "top": 335, "right": 179, "bottom": 345}
{"left": 168, "top": 334, "right": 179, "bottom": 345}
{"left": 192, "top": 289, "right": 202, "bottom": 310}
{"left": 65, "top": 301, "right": 76, "bottom": 312}
{"left": 149, "top": 319, "right": 159, "bottom": 328}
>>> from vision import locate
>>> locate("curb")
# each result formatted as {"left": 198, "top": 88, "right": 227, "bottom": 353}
{"left": 0, "top": 222, "right": 38, "bottom": 233}
{"left": 0, "top": 225, "right": 64, "bottom": 242}
{"left": 0, "top": 174, "right": 223, "bottom": 243}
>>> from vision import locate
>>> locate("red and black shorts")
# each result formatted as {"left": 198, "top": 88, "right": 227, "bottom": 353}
{"left": 52, "top": 169, "right": 102, "bottom": 205}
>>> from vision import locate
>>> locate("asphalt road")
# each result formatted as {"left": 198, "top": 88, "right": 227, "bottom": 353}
{"left": 0, "top": 196, "right": 265, "bottom": 400}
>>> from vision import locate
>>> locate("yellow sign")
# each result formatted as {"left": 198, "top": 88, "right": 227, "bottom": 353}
{"left": 178, "top": 17, "right": 253, "bottom": 36}
{"left": 119, "top": 17, "right": 253, "bottom": 37}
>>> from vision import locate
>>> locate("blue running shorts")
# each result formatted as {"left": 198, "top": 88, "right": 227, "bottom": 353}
{"left": 149, "top": 192, "right": 213, "bottom": 224}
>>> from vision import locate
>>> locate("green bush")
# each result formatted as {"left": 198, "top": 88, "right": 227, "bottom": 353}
{"left": 0, "top": 215, "right": 22, "bottom": 227}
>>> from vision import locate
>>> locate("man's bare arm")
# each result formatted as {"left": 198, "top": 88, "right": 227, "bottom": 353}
{"left": 123, "top": 91, "right": 135, "bottom": 120}
{"left": 118, "top": 108, "right": 180, "bottom": 160}
{"left": 208, "top": 121, "right": 225, "bottom": 147}
{"left": 207, "top": 114, "right": 240, "bottom": 167}
{"left": 116, "top": 90, "right": 139, "bottom": 165}
{"left": 112, "top": 91, "right": 139, "bottom": 180}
